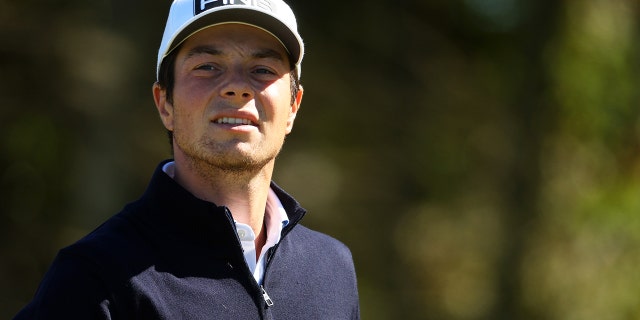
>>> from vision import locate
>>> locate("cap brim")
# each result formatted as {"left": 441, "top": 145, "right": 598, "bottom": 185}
{"left": 164, "top": 8, "right": 302, "bottom": 68}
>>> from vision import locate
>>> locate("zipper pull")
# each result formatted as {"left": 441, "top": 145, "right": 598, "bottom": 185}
{"left": 261, "top": 286, "right": 274, "bottom": 307}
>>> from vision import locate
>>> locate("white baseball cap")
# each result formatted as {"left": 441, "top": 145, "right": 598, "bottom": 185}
{"left": 156, "top": 0, "right": 304, "bottom": 80}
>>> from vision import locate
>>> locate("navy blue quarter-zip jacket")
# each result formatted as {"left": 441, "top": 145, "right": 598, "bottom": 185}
{"left": 15, "top": 161, "right": 360, "bottom": 319}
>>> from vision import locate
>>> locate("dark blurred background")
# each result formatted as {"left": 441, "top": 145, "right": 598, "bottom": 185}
{"left": 2, "top": 0, "right": 640, "bottom": 319}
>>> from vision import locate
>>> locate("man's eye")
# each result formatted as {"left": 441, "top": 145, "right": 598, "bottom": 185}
{"left": 195, "top": 64, "right": 216, "bottom": 71}
{"left": 254, "top": 67, "right": 275, "bottom": 75}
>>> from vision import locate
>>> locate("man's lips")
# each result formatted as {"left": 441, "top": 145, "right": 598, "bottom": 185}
{"left": 213, "top": 117, "right": 257, "bottom": 126}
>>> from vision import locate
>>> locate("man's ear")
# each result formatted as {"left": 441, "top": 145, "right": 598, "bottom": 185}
{"left": 153, "top": 83, "right": 174, "bottom": 131}
{"left": 286, "top": 86, "right": 303, "bottom": 134}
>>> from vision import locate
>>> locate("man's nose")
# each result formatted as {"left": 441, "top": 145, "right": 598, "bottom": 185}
{"left": 220, "top": 70, "right": 253, "bottom": 100}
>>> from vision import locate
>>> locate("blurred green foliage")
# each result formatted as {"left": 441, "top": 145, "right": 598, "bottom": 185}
{"left": 2, "top": 0, "right": 640, "bottom": 319}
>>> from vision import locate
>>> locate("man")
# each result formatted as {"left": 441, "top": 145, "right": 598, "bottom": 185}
{"left": 14, "top": 0, "right": 360, "bottom": 318}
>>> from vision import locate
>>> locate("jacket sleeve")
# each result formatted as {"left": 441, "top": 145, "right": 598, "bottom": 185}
{"left": 13, "top": 251, "right": 113, "bottom": 320}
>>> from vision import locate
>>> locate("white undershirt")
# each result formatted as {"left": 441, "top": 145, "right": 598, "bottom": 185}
{"left": 162, "top": 161, "right": 289, "bottom": 284}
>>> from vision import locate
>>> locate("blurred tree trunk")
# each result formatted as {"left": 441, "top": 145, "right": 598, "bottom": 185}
{"left": 494, "top": 1, "right": 562, "bottom": 319}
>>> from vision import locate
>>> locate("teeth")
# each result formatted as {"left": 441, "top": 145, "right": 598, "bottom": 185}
{"left": 216, "top": 117, "right": 252, "bottom": 125}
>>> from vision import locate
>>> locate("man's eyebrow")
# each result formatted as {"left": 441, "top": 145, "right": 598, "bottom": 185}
{"left": 183, "top": 45, "right": 288, "bottom": 64}
{"left": 184, "top": 45, "right": 222, "bottom": 59}
{"left": 252, "top": 48, "right": 286, "bottom": 62}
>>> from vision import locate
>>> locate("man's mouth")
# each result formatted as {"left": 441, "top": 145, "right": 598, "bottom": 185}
{"left": 214, "top": 117, "right": 256, "bottom": 126}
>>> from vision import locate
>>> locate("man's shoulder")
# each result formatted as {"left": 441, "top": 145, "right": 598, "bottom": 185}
{"left": 58, "top": 205, "right": 150, "bottom": 271}
{"left": 289, "top": 224, "right": 346, "bottom": 245}
{"left": 284, "top": 224, "right": 354, "bottom": 262}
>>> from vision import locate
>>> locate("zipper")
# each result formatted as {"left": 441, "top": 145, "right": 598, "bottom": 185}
{"left": 224, "top": 207, "right": 276, "bottom": 309}
{"left": 261, "top": 285, "right": 274, "bottom": 307}
{"left": 259, "top": 209, "right": 303, "bottom": 308}
{"left": 222, "top": 204, "right": 306, "bottom": 311}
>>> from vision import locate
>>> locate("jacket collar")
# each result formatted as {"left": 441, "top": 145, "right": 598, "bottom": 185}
{"left": 128, "top": 160, "right": 307, "bottom": 252}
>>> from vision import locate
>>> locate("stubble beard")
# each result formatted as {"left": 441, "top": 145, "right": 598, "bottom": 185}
{"left": 175, "top": 130, "right": 284, "bottom": 180}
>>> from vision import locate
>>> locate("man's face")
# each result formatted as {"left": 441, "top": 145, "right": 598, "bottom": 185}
{"left": 154, "top": 23, "right": 302, "bottom": 173}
